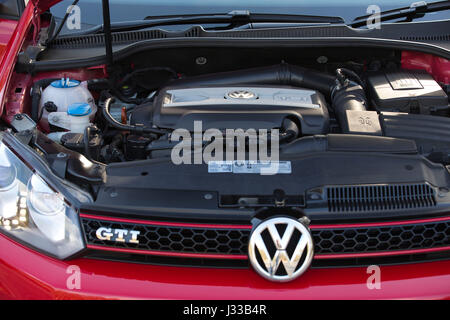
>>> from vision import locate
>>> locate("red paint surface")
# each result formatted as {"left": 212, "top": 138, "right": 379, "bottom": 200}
{"left": 402, "top": 50, "right": 450, "bottom": 84}
{"left": 30, "top": 0, "right": 62, "bottom": 13}
{"left": 2, "top": 72, "right": 32, "bottom": 121}
{"left": 0, "top": 19, "right": 19, "bottom": 61}
{"left": 31, "top": 65, "right": 107, "bottom": 83}
{"left": 1, "top": 233, "right": 449, "bottom": 300}
{"left": 0, "top": 4, "right": 34, "bottom": 117}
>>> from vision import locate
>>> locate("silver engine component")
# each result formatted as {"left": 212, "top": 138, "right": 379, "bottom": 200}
{"left": 131, "top": 85, "right": 330, "bottom": 135}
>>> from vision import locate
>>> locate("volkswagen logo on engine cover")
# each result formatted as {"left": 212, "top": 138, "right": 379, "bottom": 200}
{"left": 226, "top": 90, "right": 256, "bottom": 99}
{"left": 248, "top": 217, "right": 314, "bottom": 282}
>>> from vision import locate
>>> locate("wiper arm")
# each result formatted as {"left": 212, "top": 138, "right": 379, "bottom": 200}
{"left": 350, "top": 0, "right": 450, "bottom": 28}
{"left": 56, "top": 10, "right": 344, "bottom": 37}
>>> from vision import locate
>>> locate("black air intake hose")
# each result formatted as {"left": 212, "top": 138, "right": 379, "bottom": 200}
{"left": 170, "top": 63, "right": 336, "bottom": 96}
{"left": 331, "top": 69, "right": 368, "bottom": 133}
{"left": 281, "top": 134, "right": 417, "bottom": 154}
{"left": 281, "top": 118, "right": 300, "bottom": 142}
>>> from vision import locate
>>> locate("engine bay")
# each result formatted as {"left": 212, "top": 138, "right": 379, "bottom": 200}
{"left": 3, "top": 48, "right": 450, "bottom": 199}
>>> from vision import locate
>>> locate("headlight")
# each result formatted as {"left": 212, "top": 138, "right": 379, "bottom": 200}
{"left": 0, "top": 132, "right": 91, "bottom": 259}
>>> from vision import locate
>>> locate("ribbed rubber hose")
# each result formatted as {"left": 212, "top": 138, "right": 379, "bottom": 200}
{"left": 169, "top": 63, "right": 336, "bottom": 96}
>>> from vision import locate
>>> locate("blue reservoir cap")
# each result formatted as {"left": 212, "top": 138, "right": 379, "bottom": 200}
{"left": 50, "top": 78, "right": 80, "bottom": 88}
{"left": 67, "top": 103, "right": 91, "bottom": 117}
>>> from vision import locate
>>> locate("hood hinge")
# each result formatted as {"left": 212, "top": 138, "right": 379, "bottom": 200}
{"left": 31, "top": 5, "right": 42, "bottom": 45}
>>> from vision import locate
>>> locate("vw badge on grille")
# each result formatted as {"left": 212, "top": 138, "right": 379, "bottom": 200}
{"left": 226, "top": 90, "right": 257, "bottom": 99}
{"left": 248, "top": 217, "right": 314, "bottom": 282}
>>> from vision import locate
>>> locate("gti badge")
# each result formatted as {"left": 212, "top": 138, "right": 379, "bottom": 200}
{"left": 96, "top": 227, "right": 140, "bottom": 244}
{"left": 248, "top": 217, "right": 314, "bottom": 282}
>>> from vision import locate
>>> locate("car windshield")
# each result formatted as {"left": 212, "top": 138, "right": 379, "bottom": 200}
{"left": 50, "top": 0, "right": 450, "bottom": 36}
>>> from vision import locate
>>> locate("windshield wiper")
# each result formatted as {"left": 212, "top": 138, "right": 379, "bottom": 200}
{"left": 54, "top": 10, "right": 345, "bottom": 38}
{"left": 350, "top": 0, "right": 450, "bottom": 28}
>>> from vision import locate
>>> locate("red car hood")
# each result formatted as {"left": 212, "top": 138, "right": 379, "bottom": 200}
{"left": 31, "top": 0, "right": 63, "bottom": 12}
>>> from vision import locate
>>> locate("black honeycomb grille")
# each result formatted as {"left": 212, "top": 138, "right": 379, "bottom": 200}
{"left": 81, "top": 216, "right": 450, "bottom": 260}
{"left": 312, "top": 220, "right": 450, "bottom": 254}
{"left": 327, "top": 184, "right": 436, "bottom": 212}
{"left": 82, "top": 218, "right": 250, "bottom": 255}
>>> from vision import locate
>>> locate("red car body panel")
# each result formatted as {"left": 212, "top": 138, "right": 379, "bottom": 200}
{"left": 0, "top": 3, "right": 33, "bottom": 116}
{"left": 0, "top": 19, "right": 19, "bottom": 61}
{"left": 0, "top": 2, "right": 449, "bottom": 300}
{"left": 31, "top": 0, "right": 62, "bottom": 13}
{"left": 1, "top": 233, "right": 450, "bottom": 300}
{"left": 401, "top": 51, "right": 450, "bottom": 84}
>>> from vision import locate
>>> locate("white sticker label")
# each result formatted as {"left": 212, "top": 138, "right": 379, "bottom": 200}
{"left": 208, "top": 161, "right": 291, "bottom": 174}
{"left": 208, "top": 161, "right": 233, "bottom": 173}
